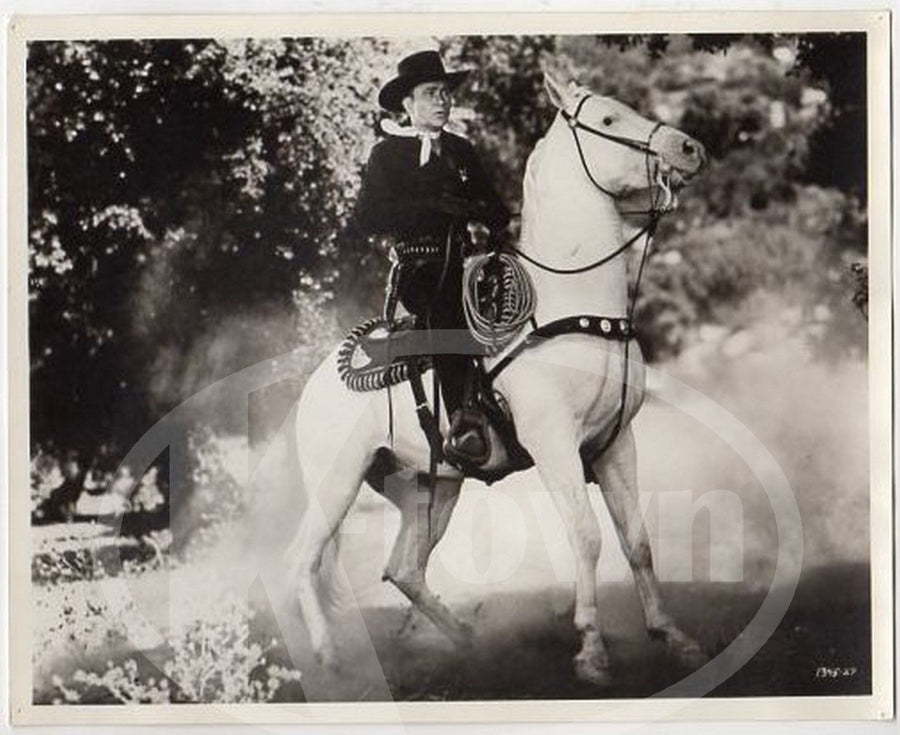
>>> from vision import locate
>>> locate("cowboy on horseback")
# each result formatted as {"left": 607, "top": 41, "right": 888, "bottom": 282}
{"left": 347, "top": 50, "right": 511, "bottom": 466}
{"left": 290, "top": 67, "right": 708, "bottom": 686}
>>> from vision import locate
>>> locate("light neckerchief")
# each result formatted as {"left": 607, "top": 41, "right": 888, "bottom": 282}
{"left": 380, "top": 118, "right": 443, "bottom": 167}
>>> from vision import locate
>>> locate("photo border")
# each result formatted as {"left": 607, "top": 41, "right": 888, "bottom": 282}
{"left": 5, "top": 9, "right": 893, "bottom": 725}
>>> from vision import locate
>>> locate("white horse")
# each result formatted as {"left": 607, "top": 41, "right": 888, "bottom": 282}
{"left": 286, "top": 71, "right": 708, "bottom": 686}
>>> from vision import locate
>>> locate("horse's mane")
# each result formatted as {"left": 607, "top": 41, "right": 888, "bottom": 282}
{"left": 520, "top": 134, "right": 549, "bottom": 245}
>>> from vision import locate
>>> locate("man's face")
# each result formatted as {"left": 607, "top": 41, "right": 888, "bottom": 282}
{"left": 403, "top": 81, "right": 452, "bottom": 132}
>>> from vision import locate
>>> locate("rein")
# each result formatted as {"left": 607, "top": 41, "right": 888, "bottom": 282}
{"left": 512, "top": 221, "right": 655, "bottom": 275}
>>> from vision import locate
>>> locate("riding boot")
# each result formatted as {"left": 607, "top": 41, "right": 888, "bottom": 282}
{"left": 439, "top": 355, "right": 491, "bottom": 467}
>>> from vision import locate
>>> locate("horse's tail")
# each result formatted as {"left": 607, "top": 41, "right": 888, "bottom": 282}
{"left": 286, "top": 394, "right": 355, "bottom": 619}
{"left": 316, "top": 533, "right": 354, "bottom": 618}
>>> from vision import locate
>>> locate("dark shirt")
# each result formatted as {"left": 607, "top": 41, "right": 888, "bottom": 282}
{"left": 349, "top": 130, "right": 510, "bottom": 243}
{"left": 346, "top": 130, "right": 507, "bottom": 413}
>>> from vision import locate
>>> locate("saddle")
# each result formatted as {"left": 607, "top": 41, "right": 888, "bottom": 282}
{"left": 336, "top": 315, "right": 532, "bottom": 480}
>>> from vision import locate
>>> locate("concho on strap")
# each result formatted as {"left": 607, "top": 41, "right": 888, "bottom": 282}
{"left": 336, "top": 317, "right": 432, "bottom": 392}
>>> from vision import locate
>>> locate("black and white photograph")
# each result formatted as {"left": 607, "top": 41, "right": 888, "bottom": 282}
{"left": 6, "top": 10, "right": 892, "bottom": 725}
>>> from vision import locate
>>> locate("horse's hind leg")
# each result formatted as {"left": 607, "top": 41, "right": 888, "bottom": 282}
{"left": 381, "top": 474, "right": 472, "bottom": 647}
{"left": 591, "top": 426, "right": 707, "bottom": 669}
{"left": 285, "top": 442, "right": 370, "bottom": 669}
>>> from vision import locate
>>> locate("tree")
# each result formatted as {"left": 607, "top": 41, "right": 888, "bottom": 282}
{"left": 27, "top": 38, "right": 400, "bottom": 457}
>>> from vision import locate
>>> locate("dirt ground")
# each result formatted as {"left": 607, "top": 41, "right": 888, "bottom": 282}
{"left": 249, "top": 562, "right": 872, "bottom": 702}
{"left": 33, "top": 545, "right": 870, "bottom": 704}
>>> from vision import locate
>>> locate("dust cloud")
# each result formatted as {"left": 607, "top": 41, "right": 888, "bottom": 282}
{"left": 147, "top": 289, "right": 869, "bottom": 635}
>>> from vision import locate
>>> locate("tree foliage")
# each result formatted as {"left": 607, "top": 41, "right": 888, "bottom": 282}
{"left": 28, "top": 38, "right": 393, "bottom": 454}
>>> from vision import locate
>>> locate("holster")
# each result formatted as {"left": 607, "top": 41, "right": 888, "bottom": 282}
{"left": 382, "top": 238, "right": 447, "bottom": 326}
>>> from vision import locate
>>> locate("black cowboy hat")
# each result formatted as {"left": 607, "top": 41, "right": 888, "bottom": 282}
{"left": 378, "top": 50, "right": 469, "bottom": 113}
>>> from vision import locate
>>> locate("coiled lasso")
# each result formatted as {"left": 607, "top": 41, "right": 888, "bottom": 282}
{"left": 462, "top": 252, "right": 536, "bottom": 355}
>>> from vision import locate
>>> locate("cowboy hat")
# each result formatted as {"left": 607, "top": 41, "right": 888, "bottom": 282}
{"left": 378, "top": 50, "right": 469, "bottom": 113}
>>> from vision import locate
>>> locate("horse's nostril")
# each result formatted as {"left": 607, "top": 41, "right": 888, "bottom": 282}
{"left": 683, "top": 140, "right": 695, "bottom": 156}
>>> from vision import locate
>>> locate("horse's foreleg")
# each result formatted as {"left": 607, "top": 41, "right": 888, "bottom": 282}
{"left": 592, "top": 427, "right": 707, "bottom": 669}
{"left": 382, "top": 474, "right": 472, "bottom": 647}
{"left": 523, "top": 425, "right": 611, "bottom": 686}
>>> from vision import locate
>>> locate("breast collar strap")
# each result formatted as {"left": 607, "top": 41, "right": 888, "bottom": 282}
{"left": 485, "top": 314, "right": 635, "bottom": 384}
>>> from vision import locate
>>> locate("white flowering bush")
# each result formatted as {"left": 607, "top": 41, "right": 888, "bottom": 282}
{"left": 52, "top": 595, "right": 301, "bottom": 704}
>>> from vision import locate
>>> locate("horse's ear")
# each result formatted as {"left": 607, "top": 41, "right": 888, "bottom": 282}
{"left": 567, "top": 80, "right": 584, "bottom": 97}
{"left": 543, "top": 70, "right": 571, "bottom": 111}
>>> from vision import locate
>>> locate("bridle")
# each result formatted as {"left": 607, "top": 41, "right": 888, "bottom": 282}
{"left": 561, "top": 94, "right": 666, "bottom": 202}
{"left": 511, "top": 93, "right": 675, "bottom": 275}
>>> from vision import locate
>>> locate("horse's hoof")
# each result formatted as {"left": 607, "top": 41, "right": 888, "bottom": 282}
{"left": 650, "top": 625, "right": 708, "bottom": 670}
{"left": 314, "top": 644, "right": 340, "bottom": 672}
{"left": 673, "top": 638, "right": 709, "bottom": 670}
{"left": 574, "top": 653, "right": 613, "bottom": 687}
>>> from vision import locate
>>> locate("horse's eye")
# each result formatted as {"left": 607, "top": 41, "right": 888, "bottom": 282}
{"left": 603, "top": 116, "right": 614, "bottom": 126}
